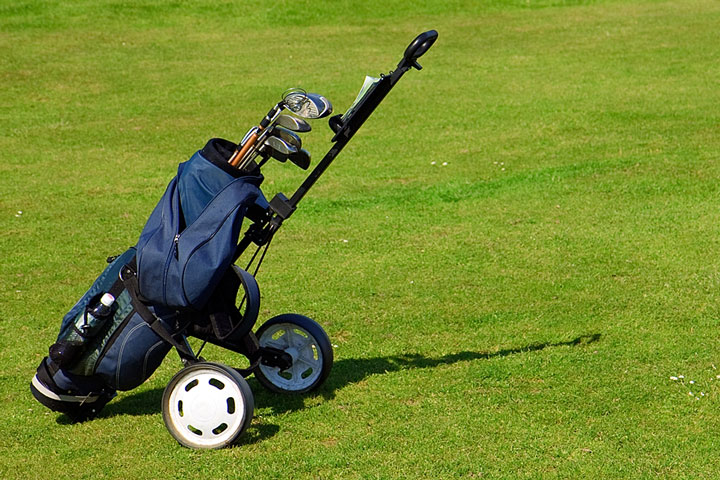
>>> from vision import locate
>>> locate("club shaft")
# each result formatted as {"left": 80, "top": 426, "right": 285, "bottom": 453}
{"left": 229, "top": 131, "right": 260, "bottom": 167}
{"left": 230, "top": 103, "right": 285, "bottom": 168}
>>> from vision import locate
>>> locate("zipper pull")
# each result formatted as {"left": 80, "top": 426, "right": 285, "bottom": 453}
{"left": 173, "top": 234, "right": 180, "bottom": 259}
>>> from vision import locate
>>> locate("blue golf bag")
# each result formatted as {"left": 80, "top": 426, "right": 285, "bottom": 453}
{"left": 31, "top": 138, "right": 267, "bottom": 421}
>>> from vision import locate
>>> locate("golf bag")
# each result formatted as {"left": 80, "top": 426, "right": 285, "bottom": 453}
{"left": 31, "top": 138, "right": 266, "bottom": 421}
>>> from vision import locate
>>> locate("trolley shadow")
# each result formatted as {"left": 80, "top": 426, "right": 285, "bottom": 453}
{"left": 88, "top": 332, "right": 600, "bottom": 443}
{"left": 257, "top": 332, "right": 602, "bottom": 414}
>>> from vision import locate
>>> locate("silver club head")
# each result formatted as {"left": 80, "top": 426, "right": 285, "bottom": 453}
{"left": 263, "top": 135, "right": 298, "bottom": 156}
{"left": 274, "top": 114, "right": 312, "bottom": 133}
{"left": 264, "top": 146, "right": 311, "bottom": 169}
{"left": 283, "top": 90, "right": 333, "bottom": 119}
{"left": 271, "top": 126, "right": 302, "bottom": 150}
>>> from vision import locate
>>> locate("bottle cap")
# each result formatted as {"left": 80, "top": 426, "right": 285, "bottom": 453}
{"left": 100, "top": 293, "right": 115, "bottom": 307}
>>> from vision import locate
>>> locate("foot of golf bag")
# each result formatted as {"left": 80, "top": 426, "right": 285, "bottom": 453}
{"left": 31, "top": 138, "right": 267, "bottom": 421}
{"left": 31, "top": 247, "right": 178, "bottom": 421}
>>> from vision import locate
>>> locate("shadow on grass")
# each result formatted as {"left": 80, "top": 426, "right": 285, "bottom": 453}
{"left": 253, "top": 332, "right": 602, "bottom": 415}
{"left": 80, "top": 333, "right": 600, "bottom": 443}
{"left": 101, "top": 388, "right": 164, "bottom": 418}
{"left": 59, "top": 387, "right": 280, "bottom": 446}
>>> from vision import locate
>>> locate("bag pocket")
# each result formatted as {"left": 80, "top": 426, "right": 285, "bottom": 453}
{"left": 93, "top": 309, "right": 173, "bottom": 391}
{"left": 58, "top": 248, "right": 137, "bottom": 339}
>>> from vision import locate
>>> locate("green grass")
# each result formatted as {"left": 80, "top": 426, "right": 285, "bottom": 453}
{"left": 2, "top": 0, "right": 720, "bottom": 478}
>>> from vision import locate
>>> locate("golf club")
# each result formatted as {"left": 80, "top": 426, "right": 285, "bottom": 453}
{"left": 275, "top": 114, "right": 312, "bottom": 133}
{"left": 271, "top": 126, "right": 302, "bottom": 150}
{"left": 259, "top": 136, "right": 298, "bottom": 157}
{"left": 259, "top": 143, "right": 312, "bottom": 171}
{"left": 288, "top": 148, "right": 311, "bottom": 170}
{"left": 289, "top": 93, "right": 333, "bottom": 120}
{"left": 229, "top": 90, "right": 332, "bottom": 171}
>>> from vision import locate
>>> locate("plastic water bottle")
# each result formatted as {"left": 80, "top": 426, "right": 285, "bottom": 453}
{"left": 77, "top": 293, "right": 115, "bottom": 337}
{"left": 49, "top": 293, "right": 115, "bottom": 368}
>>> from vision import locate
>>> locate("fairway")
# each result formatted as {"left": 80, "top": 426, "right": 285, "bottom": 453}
{"left": 2, "top": 0, "right": 720, "bottom": 478}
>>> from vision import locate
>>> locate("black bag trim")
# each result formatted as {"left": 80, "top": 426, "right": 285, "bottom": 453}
{"left": 201, "top": 138, "right": 261, "bottom": 178}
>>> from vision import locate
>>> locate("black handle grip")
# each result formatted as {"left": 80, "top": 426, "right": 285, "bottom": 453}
{"left": 402, "top": 30, "right": 438, "bottom": 70}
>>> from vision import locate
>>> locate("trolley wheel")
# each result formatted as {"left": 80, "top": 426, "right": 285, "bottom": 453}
{"left": 162, "top": 362, "right": 254, "bottom": 449}
{"left": 254, "top": 314, "right": 333, "bottom": 394}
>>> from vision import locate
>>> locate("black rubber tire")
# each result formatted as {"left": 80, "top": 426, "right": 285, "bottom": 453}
{"left": 162, "top": 362, "right": 254, "bottom": 449}
{"left": 254, "top": 314, "right": 333, "bottom": 394}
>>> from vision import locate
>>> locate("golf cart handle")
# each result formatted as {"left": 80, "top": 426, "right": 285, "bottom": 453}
{"left": 401, "top": 30, "right": 438, "bottom": 71}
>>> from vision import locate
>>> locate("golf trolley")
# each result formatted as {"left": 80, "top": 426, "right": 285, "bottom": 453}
{"left": 31, "top": 30, "right": 438, "bottom": 449}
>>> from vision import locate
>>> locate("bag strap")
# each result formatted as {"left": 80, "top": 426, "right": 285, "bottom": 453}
{"left": 120, "top": 258, "right": 197, "bottom": 365}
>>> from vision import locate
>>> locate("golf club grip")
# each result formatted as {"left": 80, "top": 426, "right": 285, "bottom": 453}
{"left": 229, "top": 132, "right": 259, "bottom": 167}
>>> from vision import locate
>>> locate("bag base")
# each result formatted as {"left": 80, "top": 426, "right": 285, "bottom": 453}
{"left": 30, "top": 358, "right": 115, "bottom": 422}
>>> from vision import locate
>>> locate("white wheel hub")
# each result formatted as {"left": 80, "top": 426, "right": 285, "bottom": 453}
{"left": 258, "top": 323, "right": 323, "bottom": 391}
{"left": 166, "top": 368, "right": 247, "bottom": 448}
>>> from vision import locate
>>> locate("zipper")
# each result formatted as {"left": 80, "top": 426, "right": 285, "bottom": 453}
{"left": 173, "top": 234, "right": 180, "bottom": 259}
{"left": 161, "top": 240, "right": 175, "bottom": 306}
{"left": 137, "top": 178, "right": 177, "bottom": 306}
{"left": 161, "top": 232, "right": 181, "bottom": 306}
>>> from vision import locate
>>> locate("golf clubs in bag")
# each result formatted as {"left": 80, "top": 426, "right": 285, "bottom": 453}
{"left": 30, "top": 30, "right": 438, "bottom": 448}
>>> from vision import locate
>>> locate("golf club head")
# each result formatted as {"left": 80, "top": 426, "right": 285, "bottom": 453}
{"left": 271, "top": 126, "right": 302, "bottom": 150}
{"left": 262, "top": 135, "right": 298, "bottom": 156}
{"left": 274, "top": 114, "right": 312, "bottom": 133}
{"left": 288, "top": 148, "right": 311, "bottom": 170}
{"left": 283, "top": 90, "right": 333, "bottom": 119}
{"left": 264, "top": 149, "right": 289, "bottom": 163}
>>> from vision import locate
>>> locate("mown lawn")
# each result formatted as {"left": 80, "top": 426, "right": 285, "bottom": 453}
{"left": 1, "top": 0, "right": 720, "bottom": 478}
